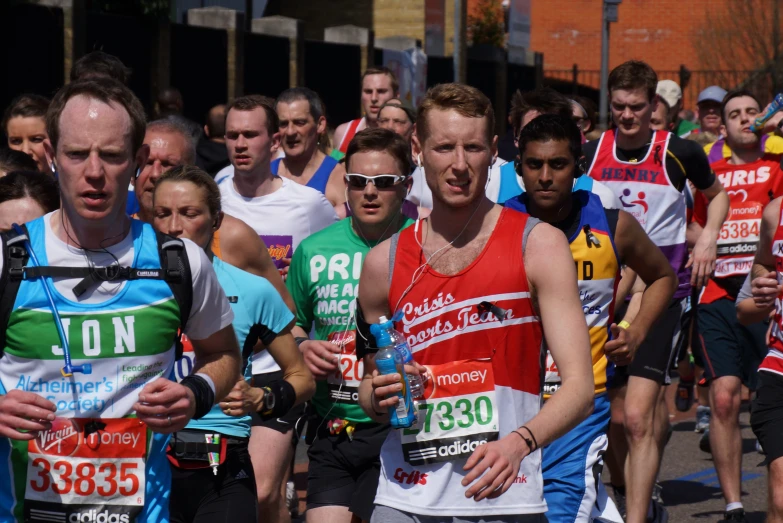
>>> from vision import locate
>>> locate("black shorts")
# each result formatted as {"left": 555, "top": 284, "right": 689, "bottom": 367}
{"left": 751, "top": 371, "right": 783, "bottom": 463}
{"left": 251, "top": 370, "right": 306, "bottom": 437}
{"left": 675, "top": 290, "right": 705, "bottom": 369}
{"left": 306, "top": 420, "right": 389, "bottom": 520}
{"left": 698, "top": 298, "right": 768, "bottom": 389}
{"left": 169, "top": 439, "right": 257, "bottom": 523}
{"left": 610, "top": 297, "right": 687, "bottom": 387}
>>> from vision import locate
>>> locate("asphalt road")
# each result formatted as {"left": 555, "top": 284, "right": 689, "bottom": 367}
{"left": 291, "top": 379, "right": 770, "bottom": 521}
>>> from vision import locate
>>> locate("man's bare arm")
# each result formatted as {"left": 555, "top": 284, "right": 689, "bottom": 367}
{"left": 219, "top": 214, "right": 295, "bottom": 313}
{"left": 690, "top": 178, "right": 729, "bottom": 288}
{"left": 738, "top": 198, "right": 781, "bottom": 325}
{"left": 524, "top": 222, "right": 594, "bottom": 447}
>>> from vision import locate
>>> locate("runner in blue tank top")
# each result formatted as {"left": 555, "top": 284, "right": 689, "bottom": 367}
{"left": 274, "top": 88, "right": 347, "bottom": 216}
{"left": 152, "top": 165, "right": 315, "bottom": 523}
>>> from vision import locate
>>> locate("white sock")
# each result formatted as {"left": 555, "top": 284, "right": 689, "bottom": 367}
{"left": 726, "top": 502, "right": 743, "bottom": 512}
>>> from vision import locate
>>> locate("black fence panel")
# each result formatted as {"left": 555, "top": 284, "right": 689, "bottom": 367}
{"left": 427, "top": 56, "right": 453, "bottom": 87}
{"left": 304, "top": 40, "right": 361, "bottom": 127}
{"left": 170, "top": 23, "right": 228, "bottom": 124}
{"left": 244, "top": 33, "right": 289, "bottom": 98}
{"left": 1, "top": 4, "right": 64, "bottom": 112}
{"left": 85, "top": 12, "right": 156, "bottom": 113}
{"left": 466, "top": 58, "right": 496, "bottom": 105}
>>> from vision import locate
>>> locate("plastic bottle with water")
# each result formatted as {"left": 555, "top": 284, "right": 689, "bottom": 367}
{"left": 376, "top": 315, "right": 425, "bottom": 399}
{"left": 370, "top": 323, "right": 417, "bottom": 429}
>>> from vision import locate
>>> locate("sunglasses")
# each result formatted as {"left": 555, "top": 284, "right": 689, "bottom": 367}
{"left": 345, "top": 173, "right": 407, "bottom": 190}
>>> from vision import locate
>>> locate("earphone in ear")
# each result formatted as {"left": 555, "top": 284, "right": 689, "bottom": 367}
{"left": 135, "top": 167, "right": 142, "bottom": 179}
{"left": 417, "top": 154, "right": 422, "bottom": 168}
{"left": 575, "top": 156, "right": 587, "bottom": 178}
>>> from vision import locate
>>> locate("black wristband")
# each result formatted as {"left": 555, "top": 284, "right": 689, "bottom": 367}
{"left": 262, "top": 380, "right": 297, "bottom": 418}
{"left": 181, "top": 375, "right": 215, "bottom": 420}
{"left": 295, "top": 336, "right": 309, "bottom": 348}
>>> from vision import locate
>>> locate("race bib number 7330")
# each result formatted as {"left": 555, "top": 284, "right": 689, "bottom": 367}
{"left": 400, "top": 359, "right": 498, "bottom": 465}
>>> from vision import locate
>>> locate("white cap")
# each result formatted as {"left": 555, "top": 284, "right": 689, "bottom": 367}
{"left": 656, "top": 80, "right": 682, "bottom": 109}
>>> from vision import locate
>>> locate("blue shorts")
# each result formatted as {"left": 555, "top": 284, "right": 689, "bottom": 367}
{"left": 542, "top": 394, "right": 621, "bottom": 523}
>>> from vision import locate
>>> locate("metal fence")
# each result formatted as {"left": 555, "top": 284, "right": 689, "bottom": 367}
{"left": 543, "top": 66, "right": 766, "bottom": 108}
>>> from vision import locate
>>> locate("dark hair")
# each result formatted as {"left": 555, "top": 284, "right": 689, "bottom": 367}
{"left": 205, "top": 104, "right": 226, "bottom": 138}
{"left": 0, "top": 148, "right": 40, "bottom": 174}
{"left": 345, "top": 128, "right": 413, "bottom": 176}
{"left": 571, "top": 95, "right": 597, "bottom": 133}
{"left": 509, "top": 88, "right": 573, "bottom": 135}
{"left": 3, "top": 94, "right": 50, "bottom": 133}
{"left": 608, "top": 60, "right": 658, "bottom": 102}
{"left": 276, "top": 87, "right": 325, "bottom": 122}
{"left": 721, "top": 88, "right": 762, "bottom": 123}
{"left": 156, "top": 87, "right": 184, "bottom": 118}
{"left": 0, "top": 171, "right": 60, "bottom": 213}
{"left": 47, "top": 78, "right": 147, "bottom": 154}
{"left": 70, "top": 51, "right": 132, "bottom": 85}
{"left": 226, "top": 95, "right": 278, "bottom": 136}
{"left": 417, "top": 83, "right": 494, "bottom": 144}
{"left": 517, "top": 114, "right": 583, "bottom": 166}
{"left": 154, "top": 165, "right": 221, "bottom": 218}
{"left": 362, "top": 67, "right": 399, "bottom": 95}
{"left": 146, "top": 116, "right": 197, "bottom": 164}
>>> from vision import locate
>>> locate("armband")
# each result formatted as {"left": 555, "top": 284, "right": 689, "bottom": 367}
{"left": 618, "top": 320, "right": 631, "bottom": 330}
{"left": 295, "top": 337, "right": 309, "bottom": 348}
{"left": 259, "top": 380, "right": 296, "bottom": 418}
{"left": 355, "top": 299, "right": 378, "bottom": 360}
{"left": 181, "top": 375, "right": 215, "bottom": 420}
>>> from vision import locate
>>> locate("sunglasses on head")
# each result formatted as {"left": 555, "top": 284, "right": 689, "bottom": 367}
{"left": 345, "top": 173, "right": 407, "bottom": 189}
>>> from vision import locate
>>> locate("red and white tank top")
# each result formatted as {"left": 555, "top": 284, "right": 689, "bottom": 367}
{"left": 337, "top": 117, "right": 365, "bottom": 153}
{"left": 695, "top": 156, "right": 783, "bottom": 304}
{"left": 587, "top": 129, "right": 690, "bottom": 298}
{"left": 761, "top": 201, "right": 783, "bottom": 376}
{"left": 377, "top": 208, "right": 546, "bottom": 516}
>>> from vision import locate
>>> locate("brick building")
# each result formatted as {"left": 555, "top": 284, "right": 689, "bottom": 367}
{"left": 528, "top": 0, "right": 745, "bottom": 107}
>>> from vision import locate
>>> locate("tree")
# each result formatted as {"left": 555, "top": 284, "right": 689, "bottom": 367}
{"left": 693, "top": 0, "right": 783, "bottom": 102}
{"left": 468, "top": 0, "right": 505, "bottom": 48}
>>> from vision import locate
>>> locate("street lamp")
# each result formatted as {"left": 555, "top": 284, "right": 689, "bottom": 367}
{"left": 599, "top": 0, "right": 622, "bottom": 129}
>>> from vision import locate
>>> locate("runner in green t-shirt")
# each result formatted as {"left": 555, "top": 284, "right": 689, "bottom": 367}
{"left": 286, "top": 128, "right": 414, "bottom": 523}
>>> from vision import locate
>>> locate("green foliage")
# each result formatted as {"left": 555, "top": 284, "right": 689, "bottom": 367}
{"left": 468, "top": 0, "right": 505, "bottom": 48}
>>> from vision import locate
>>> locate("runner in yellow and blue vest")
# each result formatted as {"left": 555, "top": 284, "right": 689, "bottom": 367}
{"left": 505, "top": 114, "right": 677, "bottom": 523}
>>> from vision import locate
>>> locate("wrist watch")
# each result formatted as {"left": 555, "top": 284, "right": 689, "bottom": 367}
{"left": 260, "top": 386, "right": 275, "bottom": 415}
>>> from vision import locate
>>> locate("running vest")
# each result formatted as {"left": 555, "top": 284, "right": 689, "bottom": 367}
{"left": 762, "top": 202, "right": 783, "bottom": 376}
{"left": 271, "top": 155, "right": 340, "bottom": 196}
{"left": 587, "top": 129, "right": 690, "bottom": 298}
{"left": 0, "top": 218, "right": 182, "bottom": 523}
{"left": 495, "top": 162, "right": 523, "bottom": 204}
{"left": 337, "top": 118, "right": 364, "bottom": 153}
{"left": 696, "top": 156, "right": 783, "bottom": 304}
{"left": 505, "top": 191, "right": 619, "bottom": 397}
{"left": 379, "top": 208, "right": 546, "bottom": 516}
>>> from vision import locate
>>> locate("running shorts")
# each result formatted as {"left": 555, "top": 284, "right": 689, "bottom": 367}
{"left": 251, "top": 370, "right": 306, "bottom": 437}
{"left": 306, "top": 420, "right": 389, "bottom": 520}
{"left": 751, "top": 370, "right": 783, "bottom": 463}
{"left": 542, "top": 394, "right": 622, "bottom": 523}
{"left": 698, "top": 297, "right": 768, "bottom": 389}
{"left": 611, "top": 297, "right": 688, "bottom": 387}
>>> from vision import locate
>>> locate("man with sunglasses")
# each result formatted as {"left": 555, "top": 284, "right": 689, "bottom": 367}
{"left": 286, "top": 128, "right": 414, "bottom": 523}
{"left": 218, "top": 94, "right": 337, "bottom": 523}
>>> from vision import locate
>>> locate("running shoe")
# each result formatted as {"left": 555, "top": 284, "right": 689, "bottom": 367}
{"left": 699, "top": 428, "right": 711, "bottom": 454}
{"left": 287, "top": 479, "right": 299, "bottom": 518}
{"left": 757, "top": 439, "right": 766, "bottom": 455}
{"left": 719, "top": 508, "right": 748, "bottom": 523}
{"left": 675, "top": 378, "right": 695, "bottom": 412}
{"left": 695, "top": 405, "right": 711, "bottom": 433}
{"left": 647, "top": 498, "right": 668, "bottom": 523}
{"left": 611, "top": 485, "right": 627, "bottom": 521}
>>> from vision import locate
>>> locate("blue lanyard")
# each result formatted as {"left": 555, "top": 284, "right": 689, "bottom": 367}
{"left": 11, "top": 223, "right": 92, "bottom": 377}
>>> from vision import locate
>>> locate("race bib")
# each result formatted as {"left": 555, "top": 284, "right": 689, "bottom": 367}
{"left": 401, "top": 360, "right": 498, "bottom": 465}
{"left": 326, "top": 330, "right": 363, "bottom": 405}
{"left": 718, "top": 201, "right": 762, "bottom": 246}
{"left": 25, "top": 418, "right": 146, "bottom": 523}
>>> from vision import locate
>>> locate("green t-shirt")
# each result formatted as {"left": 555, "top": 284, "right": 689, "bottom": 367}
{"left": 287, "top": 216, "right": 413, "bottom": 422}
{"left": 675, "top": 119, "right": 699, "bottom": 137}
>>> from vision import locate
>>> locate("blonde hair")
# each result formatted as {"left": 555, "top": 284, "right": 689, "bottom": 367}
{"left": 416, "top": 83, "right": 494, "bottom": 144}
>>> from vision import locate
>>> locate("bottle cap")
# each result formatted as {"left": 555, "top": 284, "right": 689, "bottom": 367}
{"left": 370, "top": 321, "right": 393, "bottom": 347}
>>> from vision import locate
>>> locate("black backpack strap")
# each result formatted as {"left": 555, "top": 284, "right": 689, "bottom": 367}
{"left": 0, "top": 225, "right": 31, "bottom": 353}
{"left": 155, "top": 231, "right": 193, "bottom": 360}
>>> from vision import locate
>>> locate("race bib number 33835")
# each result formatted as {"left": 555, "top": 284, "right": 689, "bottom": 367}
{"left": 25, "top": 418, "right": 146, "bottom": 523}
{"left": 401, "top": 360, "right": 498, "bottom": 465}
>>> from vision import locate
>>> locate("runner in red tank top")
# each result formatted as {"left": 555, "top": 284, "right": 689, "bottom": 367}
{"left": 334, "top": 67, "right": 399, "bottom": 153}
{"left": 353, "top": 84, "right": 595, "bottom": 522}
{"left": 734, "top": 194, "right": 783, "bottom": 523}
